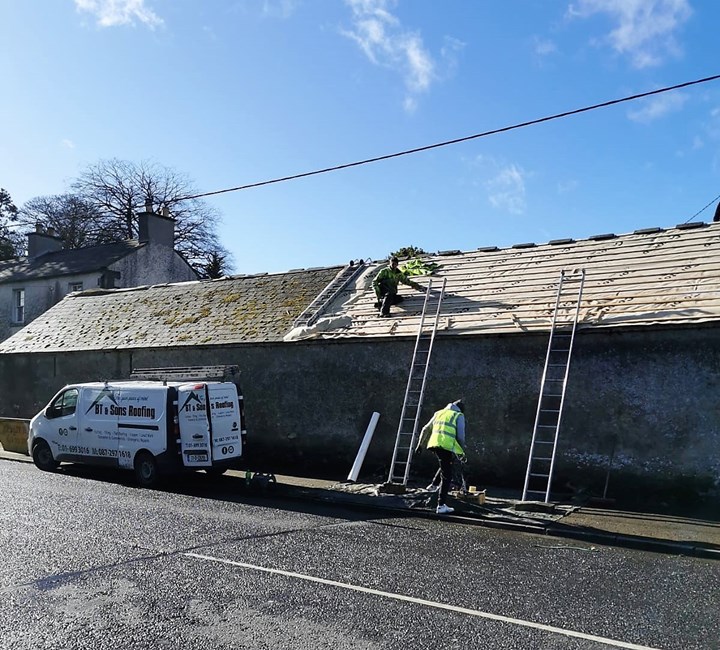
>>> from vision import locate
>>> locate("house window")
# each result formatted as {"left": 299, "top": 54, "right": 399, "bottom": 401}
{"left": 68, "top": 282, "right": 83, "bottom": 293}
{"left": 12, "top": 289, "right": 25, "bottom": 323}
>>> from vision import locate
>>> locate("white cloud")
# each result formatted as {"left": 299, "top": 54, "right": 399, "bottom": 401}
{"left": 485, "top": 163, "right": 528, "bottom": 215}
{"left": 74, "top": 0, "right": 163, "bottom": 29}
{"left": 567, "top": 0, "right": 692, "bottom": 68}
{"left": 342, "top": 0, "right": 437, "bottom": 111}
{"left": 261, "top": 0, "right": 298, "bottom": 19}
{"left": 534, "top": 37, "right": 558, "bottom": 57}
{"left": 557, "top": 179, "right": 579, "bottom": 194}
{"left": 61, "top": 139, "right": 76, "bottom": 149}
{"left": 706, "top": 106, "right": 720, "bottom": 140}
{"left": 627, "top": 91, "right": 687, "bottom": 122}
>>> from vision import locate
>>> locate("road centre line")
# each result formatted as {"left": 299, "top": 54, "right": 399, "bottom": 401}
{"left": 184, "top": 552, "right": 659, "bottom": 650}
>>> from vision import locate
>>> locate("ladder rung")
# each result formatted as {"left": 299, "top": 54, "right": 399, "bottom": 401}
{"left": 532, "top": 457, "right": 552, "bottom": 462}
{"left": 548, "top": 364, "right": 567, "bottom": 367}
{"left": 534, "top": 441, "right": 554, "bottom": 445}
{"left": 540, "top": 409, "right": 560, "bottom": 413}
{"left": 530, "top": 473, "right": 549, "bottom": 478}
{"left": 389, "top": 278, "right": 447, "bottom": 486}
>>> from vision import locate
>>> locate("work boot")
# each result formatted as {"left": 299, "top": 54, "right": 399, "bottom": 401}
{"left": 425, "top": 483, "right": 439, "bottom": 492}
{"left": 436, "top": 504, "right": 454, "bottom": 515}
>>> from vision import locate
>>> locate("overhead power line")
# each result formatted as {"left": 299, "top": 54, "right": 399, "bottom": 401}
{"left": 685, "top": 191, "right": 720, "bottom": 223}
{"left": 173, "top": 73, "right": 720, "bottom": 204}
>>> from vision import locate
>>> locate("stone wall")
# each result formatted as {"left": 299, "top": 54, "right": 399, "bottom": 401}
{"left": 1, "top": 325, "right": 718, "bottom": 499}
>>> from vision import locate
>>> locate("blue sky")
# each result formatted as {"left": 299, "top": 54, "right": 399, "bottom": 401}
{"left": 1, "top": 0, "right": 719, "bottom": 274}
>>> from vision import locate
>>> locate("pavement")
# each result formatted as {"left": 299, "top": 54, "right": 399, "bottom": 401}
{"left": 3, "top": 448, "right": 719, "bottom": 560}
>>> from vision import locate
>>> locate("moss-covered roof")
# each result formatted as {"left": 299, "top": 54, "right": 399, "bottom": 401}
{"left": 0, "top": 267, "right": 341, "bottom": 353}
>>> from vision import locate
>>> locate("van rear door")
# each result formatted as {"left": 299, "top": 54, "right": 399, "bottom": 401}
{"left": 207, "top": 383, "right": 242, "bottom": 462}
{"left": 177, "top": 383, "right": 212, "bottom": 467}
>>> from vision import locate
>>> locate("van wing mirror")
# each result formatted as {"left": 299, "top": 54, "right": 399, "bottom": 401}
{"left": 46, "top": 405, "right": 61, "bottom": 419}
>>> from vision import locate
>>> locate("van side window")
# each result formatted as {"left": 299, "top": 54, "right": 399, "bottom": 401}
{"left": 47, "top": 389, "right": 79, "bottom": 419}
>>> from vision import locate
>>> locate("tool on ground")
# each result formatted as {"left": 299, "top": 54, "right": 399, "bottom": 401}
{"left": 522, "top": 268, "right": 585, "bottom": 502}
{"left": 386, "top": 277, "right": 447, "bottom": 486}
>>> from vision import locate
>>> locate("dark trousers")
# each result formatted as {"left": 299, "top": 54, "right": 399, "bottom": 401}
{"left": 432, "top": 448, "right": 454, "bottom": 506}
{"left": 377, "top": 280, "right": 403, "bottom": 315}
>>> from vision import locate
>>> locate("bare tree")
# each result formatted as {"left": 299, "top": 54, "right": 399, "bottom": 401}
{"left": 71, "top": 159, "right": 232, "bottom": 272}
{"left": 17, "top": 194, "right": 109, "bottom": 249}
{"left": 0, "top": 188, "right": 22, "bottom": 260}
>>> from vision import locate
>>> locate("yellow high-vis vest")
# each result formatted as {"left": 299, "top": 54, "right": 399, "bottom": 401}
{"left": 427, "top": 408, "right": 464, "bottom": 455}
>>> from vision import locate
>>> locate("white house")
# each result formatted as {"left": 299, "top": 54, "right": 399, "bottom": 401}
{"left": 0, "top": 208, "right": 198, "bottom": 342}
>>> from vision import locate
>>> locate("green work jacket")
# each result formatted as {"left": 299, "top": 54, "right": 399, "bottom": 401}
{"left": 372, "top": 266, "right": 415, "bottom": 298}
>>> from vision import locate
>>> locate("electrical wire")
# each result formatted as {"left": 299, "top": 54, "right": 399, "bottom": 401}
{"left": 685, "top": 191, "right": 720, "bottom": 223}
{"left": 169, "top": 73, "right": 720, "bottom": 205}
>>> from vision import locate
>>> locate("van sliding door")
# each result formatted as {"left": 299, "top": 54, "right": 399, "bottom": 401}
{"left": 78, "top": 386, "right": 120, "bottom": 466}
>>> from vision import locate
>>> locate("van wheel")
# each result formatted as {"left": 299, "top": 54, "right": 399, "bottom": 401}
{"left": 205, "top": 467, "right": 227, "bottom": 478}
{"left": 134, "top": 452, "right": 158, "bottom": 488}
{"left": 32, "top": 441, "right": 58, "bottom": 472}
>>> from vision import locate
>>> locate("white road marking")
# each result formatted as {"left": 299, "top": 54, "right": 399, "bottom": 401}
{"left": 184, "top": 552, "right": 660, "bottom": 650}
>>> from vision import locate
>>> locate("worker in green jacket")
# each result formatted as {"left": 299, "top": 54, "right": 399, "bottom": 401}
{"left": 415, "top": 400, "right": 466, "bottom": 515}
{"left": 372, "top": 256, "right": 422, "bottom": 317}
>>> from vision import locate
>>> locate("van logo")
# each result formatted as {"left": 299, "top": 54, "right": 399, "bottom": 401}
{"left": 180, "top": 391, "right": 204, "bottom": 412}
{"left": 192, "top": 434, "right": 203, "bottom": 440}
{"left": 85, "top": 388, "right": 119, "bottom": 415}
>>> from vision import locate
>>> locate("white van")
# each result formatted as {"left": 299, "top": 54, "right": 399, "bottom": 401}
{"left": 28, "top": 380, "right": 246, "bottom": 487}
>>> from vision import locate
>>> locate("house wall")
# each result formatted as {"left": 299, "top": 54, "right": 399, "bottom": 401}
{"left": 1, "top": 326, "right": 718, "bottom": 500}
{"left": 1, "top": 247, "right": 196, "bottom": 343}
{"left": 110, "top": 244, "right": 197, "bottom": 287}
{"left": 0, "top": 271, "right": 101, "bottom": 342}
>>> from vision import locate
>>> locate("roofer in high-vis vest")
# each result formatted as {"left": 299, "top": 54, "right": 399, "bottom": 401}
{"left": 415, "top": 399, "right": 466, "bottom": 515}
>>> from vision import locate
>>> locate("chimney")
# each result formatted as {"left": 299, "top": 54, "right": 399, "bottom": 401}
{"left": 138, "top": 205, "right": 175, "bottom": 247}
{"left": 27, "top": 225, "right": 63, "bottom": 259}
{"left": 714, "top": 202, "right": 720, "bottom": 223}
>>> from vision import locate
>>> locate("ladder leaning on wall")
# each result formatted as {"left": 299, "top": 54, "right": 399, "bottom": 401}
{"left": 386, "top": 277, "right": 447, "bottom": 486}
{"left": 522, "top": 268, "right": 586, "bottom": 502}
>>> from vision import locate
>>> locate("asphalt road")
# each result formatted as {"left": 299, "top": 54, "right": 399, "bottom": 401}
{"left": 1, "top": 461, "right": 718, "bottom": 650}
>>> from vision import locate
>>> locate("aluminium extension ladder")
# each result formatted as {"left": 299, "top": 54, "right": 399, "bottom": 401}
{"left": 522, "top": 268, "right": 586, "bottom": 502}
{"left": 387, "top": 277, "right": 447, "bottom": 486}
{"left": 292, "top": 260, "right": 367, "bottom": 329}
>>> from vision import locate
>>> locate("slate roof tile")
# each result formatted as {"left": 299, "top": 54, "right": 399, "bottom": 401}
{"left": 0, "top": 266, "right": 341, "bottom": 352}
{"left": 0, "top": 241, "right": 145, "bottom": 283}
